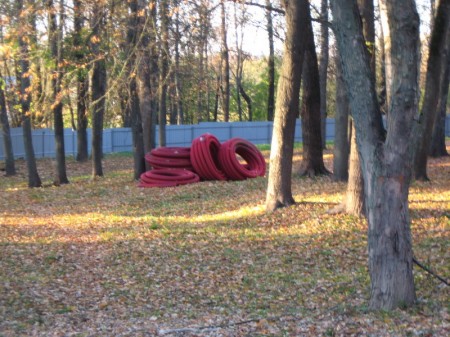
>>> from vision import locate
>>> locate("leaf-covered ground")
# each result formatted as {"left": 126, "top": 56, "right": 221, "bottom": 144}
{"left": 0, "top": 147, "right": 449, "bottom": 337}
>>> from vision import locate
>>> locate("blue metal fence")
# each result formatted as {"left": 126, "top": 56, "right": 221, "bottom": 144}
{"left": 1, "top": 116, "right": 449, "bottom": 160}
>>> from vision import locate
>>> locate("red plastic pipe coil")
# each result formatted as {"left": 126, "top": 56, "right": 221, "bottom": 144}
{"left": 190, "top": 134, "right": 227, "bottom": 181}
{"left": 144, "top": 147, "right": 193, "bottom": 171}
{"left": 218, "top": 138, "right": 266, "bottom": 180}
{"left": 139, "top": 168, "right": 200, "bottom": 188}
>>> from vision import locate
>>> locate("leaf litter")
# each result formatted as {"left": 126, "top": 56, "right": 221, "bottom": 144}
{"left": 0, "top": 148, "right": 448, "bottom": 336}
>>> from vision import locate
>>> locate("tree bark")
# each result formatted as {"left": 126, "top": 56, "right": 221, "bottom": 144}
{"left": 173, "top": 0, "right": 184, "bottom": 125}
{"left": 339, "top": 0, "right": 376, "bottom": 217}
{"left": 319, "top": 0, "right": 329, "bottom": 148}
{"left": 265, "top": 0, "right": 308, "bottom": 211}
{"left": 127, "top": 0, "right": 145, "bottom": 180}
{"left": 240, "top": 84, "right": 252, "bottom": 121}
{"left": 74, "top": 0, "right": 89, "bottom": 162}
{"left": 414, "top": 0, "right": 450, "bottom": 180}
{"left": 136, "top": 0, "right": 157, "bottom": 160}
{"left": 298, "top": 9, "right": 329, "bottom": 177}
{"left": 331, "top": 0, "right": 419, "bottom": 310}
{"left": 220, "top": 0, "right": 230, "bottom": 122}
{"left": 48, "top": 0, "right": 69, "bottom": 185}
{"left": 90, "top": 1, "right": 107, "bottom": 178}
{"left": 430, "top": 47, "right": 449, "bottom": 157}
{"left": 333, "top": 54, "right": 349, "bottom": 182}
{"left": 0, "top": 71, "right": 16, "bottom": 176}
{"left": 17, "top": 0, "right": 42, "bottom": 188}
{"left": 344, "top": 121, "right": 365, "bottom": 215}
{"left": 266, "top": 0, "right": 275, "bottom": 122}
{"left": 158, "top": 0, "right": 170, "bottom": 146}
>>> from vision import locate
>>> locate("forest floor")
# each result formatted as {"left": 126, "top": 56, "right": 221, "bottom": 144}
{"left": 0, "top": 145, "right": 449, "bottom": 337}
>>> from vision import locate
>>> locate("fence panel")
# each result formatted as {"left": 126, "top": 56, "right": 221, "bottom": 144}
{"left": 1, "top": 117, "right": 449, "bottom": 160}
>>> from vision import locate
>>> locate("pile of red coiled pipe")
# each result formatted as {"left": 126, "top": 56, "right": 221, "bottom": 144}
{"left": 138, "top": 133, "right": 266, "bottom": 188}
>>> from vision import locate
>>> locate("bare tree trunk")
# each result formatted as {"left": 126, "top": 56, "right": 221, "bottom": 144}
{"left": 298, "top": 10, "right": 329, "bottom": 177}
{"left": 48, "top": 0, "right": 69, "bottom": 185}
{"left": 430, "top": 49, "right": 449, "bottom": 157}
{"left": 74, "top": 0, "right": 88, "bottom": 162}
{"left": 266, "top": 0, "right": 308, "bottom": 211}
{"left": 266, "top": 0, "right": 275, "bottom": 121}
{"left": 332, "top": 0, "right": 419, "bottom": 310}
{"left": 319, "top": 0, "right": 329, "bottom": 148}
{"left": 91, "top": 1, "right": 107, "bottom": 178}
{"left": 220, "top": 0, "right": 230, "bottom": 122}
{"left": 338, "top": 0, "right": 376, "bottom": 217}
{"left": 173, "top": 0, "right": 184, "bottom": 125}
{"left": 137, "top": 0, "right": 157, "bottom": 159}
{"left": 344, "top": 121, "right": 365, "bottom": 215}
{"left": 240, "top": 84, "right": 252, "bottom": 121}
{"left": 128, "top": 0, "right": 145, "bottom": 180}
{"left": 333, "top": 54, "right": 350, "bottom": 182}
{"left": 158, "top": 0, "right": 170, "bottom": 146}
{"left": 378, "top": 0, "right": 392, "bottom": 111}
{"left": 0, "top": 70, "right": 16, "bottom": 176}
{"left": 414, "top": 0, "right": 450, "bottom": 180}
{"left": 17, "top": 0, "right": 41, "bottom": 188}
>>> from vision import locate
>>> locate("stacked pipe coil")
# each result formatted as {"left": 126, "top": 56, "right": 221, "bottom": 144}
{"left": 138, "top": 134, "right": 266, "bottom": 188}
{"left": 218, "top": 138, "right": 266, "bottom": 180}
{"left": 190, "top": 133, "right": 227, "bottom": 181}
{"left": 145, "top": 147, "right": 193, "bottom": 171}
{"left": 139, "top": 168, "right": 200, "bottom": 188}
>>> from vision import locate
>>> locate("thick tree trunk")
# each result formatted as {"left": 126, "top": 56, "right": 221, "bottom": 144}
{"left": 344, "top": 121, "right": 365, "bottom": 216}
{"left": 298, "top": 11, "right": 329, "bottom": 177}
{"left": 333, "top": 55, "right": 350, "bottom": 182}
{"left": 0, "top": 71, "right": 16, "bottom": 176}
{"left": 17, "top": 0, "right": 41, "bottom": 188}
{"left": 266, "top": 0, "right": 275, "bottom": 122}
{"left": 414, "top": 0, "right": 450, "bottom": 179}
{"left": 430, "top": 49, "right": 449, "bottom": 157}
{"left": 266, "top": 0, "right": 308, "bottom": 211}
{"left": 319, "top": 0, "right": 329, "bottom": 148}
{"left": 331, "top": 0, "right": 419, "bottom": 310}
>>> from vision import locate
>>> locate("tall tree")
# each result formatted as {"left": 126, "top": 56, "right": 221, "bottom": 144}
{"left": 127, "top": 0, "right": 145, "bottom": 180}
{"left": 0, "top": 70, "right": 16, "bottom": 176}
{"left": 331, "top": 0, "right": 419, "bottom": 309}
{"left": 159, "top": 0, "right": 170, "bottom": 146}
{"left": 265, "top": 0, "right": 308, "bottom": 211}
{"left": 332, "top": 54, "right": 350, "bottom": 182}
{"left": 430, "top": 46, "right": 449, "bottom": 157}
{"left": 136, "top": 0, "right": 157, "bottom": 159}
{"left": 319, "top": 0, "right": 329, "bottom": 148}
{"left": 298, "top": 6, "right": 329, "bottom": 177}
{"left": 90, "top": 1, "right": 107, "bottom": 177}
{"left": 173, "top": 0, "right": 184, "bottom": 125}
{"left": 48, "top": 0, "right": 69, "bottom": 185}
{"left": 265, "top": 0, "right": 275, "bottom": 121}
{"left": 74, "top": 0, "right": 89, "bottom": 162}
{"left": 341, "top": 0, "right": 376, "bottom": 216}
{"left": 413, "top": 0, "right": 450, "bottom": 180}
{"left": 17, "top": 0, "right": 42, "bottom": 187}
{"left": 220, "top": 0, "right": 230, "bottom": 122}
